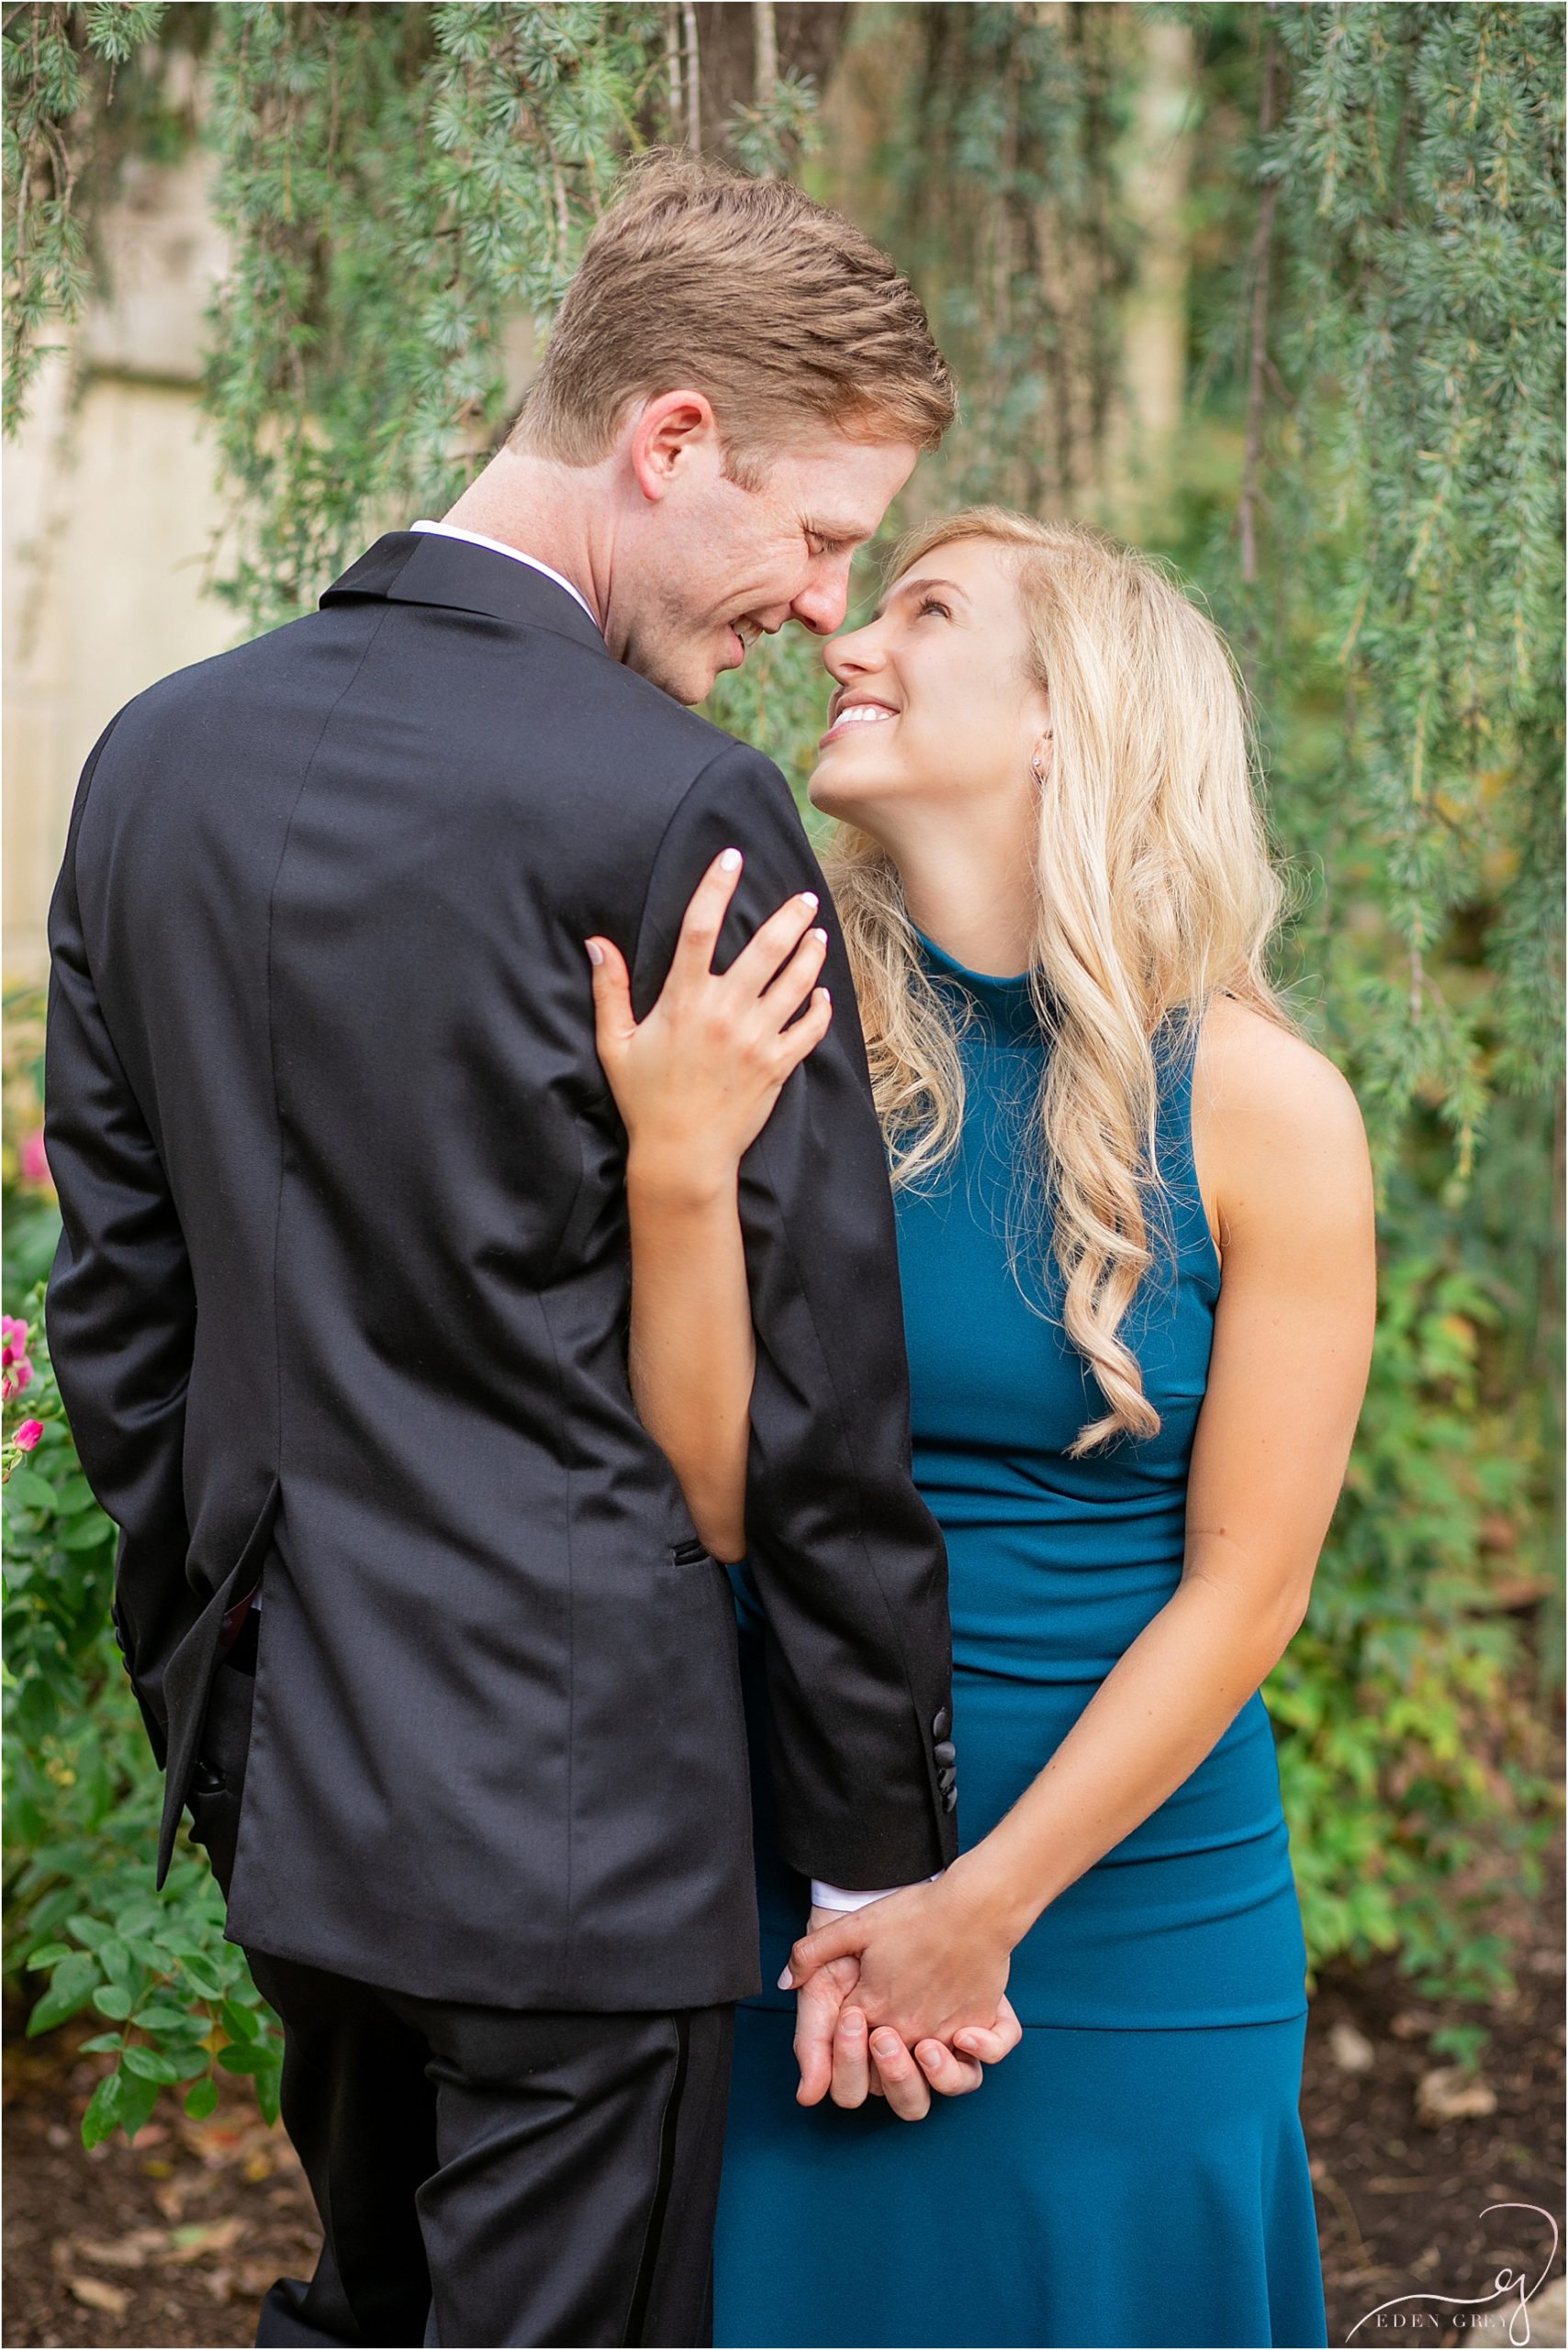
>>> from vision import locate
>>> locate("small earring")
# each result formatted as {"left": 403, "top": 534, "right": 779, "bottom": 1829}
{"left": 1030, "top": 735, "right": 1052, "bottom": 787}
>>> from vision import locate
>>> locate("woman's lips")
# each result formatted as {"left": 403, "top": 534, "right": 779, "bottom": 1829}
{"left": 819, "top": 703, "right": 899, "bottom": 748}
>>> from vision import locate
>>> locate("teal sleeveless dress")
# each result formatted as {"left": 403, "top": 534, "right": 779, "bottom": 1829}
{"left": 712, "top": 934, "right": 1327, "bottom": 2350}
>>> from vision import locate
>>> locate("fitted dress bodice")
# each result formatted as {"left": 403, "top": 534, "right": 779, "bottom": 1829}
{"left": 898, "top": 935, "right": 1221, "bottom": 1686}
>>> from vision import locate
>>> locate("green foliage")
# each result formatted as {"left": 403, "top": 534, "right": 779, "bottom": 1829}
{"left": 2, "top": 2, "right": 174, "bottom": 435}
{"left": 202, "top": 1, "right": 664, "bottom": 623}
{"left": 1, "top": 987, "right": 61, "bottom": 1302}
{"left": 879, "top": 1, "right": 1136, "bottom": 512}
{"left": 726, "top": 63, "right": 820, "bottom": 182}
{"left": 4, "top": 1291, "right": 283, "bottom": 2143}
{"left": 1264, "top": 2, "right": 1564, "bottom": 1154}
{"left": 1266, "top": 1244, "right": 1556, "bottom": 1996}
{"left": 1206, "top": 6, "right": 1564, "bottom": 2005}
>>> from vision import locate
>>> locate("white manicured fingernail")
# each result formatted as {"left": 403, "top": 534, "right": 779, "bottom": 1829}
{"left": 800, "top": 891, "right": 818, "bottom": 911}
{"left": 777, "top": 1967, "right": 792, "bottom": 1988}
{"left": 584, "top": 940, "right": 603, "bottom": 966}
{"left": 809, "top": 927, "right": 827, "bottom": 946}
{"left": 720, "top": 848, "right": 742, "bottom": 871}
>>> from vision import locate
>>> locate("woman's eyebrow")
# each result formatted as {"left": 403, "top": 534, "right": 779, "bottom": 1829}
{"left": 872, "top": 576, "right": 969, "bottom": 621}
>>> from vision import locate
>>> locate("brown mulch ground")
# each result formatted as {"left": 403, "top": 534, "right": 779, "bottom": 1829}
{"left": 2, "top": 2026, "right": 317, "bottom": 2350}
{"left": 1301, "top": 1921, "right": 1565, "bottom": 2346}
{"left": 5, "top": 1883, "right": 1564, "bottom": 2350}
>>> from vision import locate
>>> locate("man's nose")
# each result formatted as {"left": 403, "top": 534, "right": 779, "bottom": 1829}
{"left": 790, "top": 570, "right": 850, "bottom": 637}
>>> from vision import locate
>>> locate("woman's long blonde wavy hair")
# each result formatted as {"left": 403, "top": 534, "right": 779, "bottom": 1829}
{"left": 823, "top": 507, "right": 1293, "bottom": 1453}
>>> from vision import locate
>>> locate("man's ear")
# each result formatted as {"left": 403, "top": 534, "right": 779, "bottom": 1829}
{"left": 628, "top": 388, "right": 721, "bottom": 504}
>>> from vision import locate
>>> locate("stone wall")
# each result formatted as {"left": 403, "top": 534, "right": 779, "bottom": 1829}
{"left": 3, "top": 146, "right": 232, "bottom": 980}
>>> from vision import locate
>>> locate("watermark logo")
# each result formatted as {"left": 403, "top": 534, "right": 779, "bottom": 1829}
{"left": 1348, "top": 2204, "right": 1562, "bottom": 2347}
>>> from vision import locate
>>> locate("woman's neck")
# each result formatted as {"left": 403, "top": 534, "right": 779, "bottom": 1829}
{"left": 881, "top": 804, "right": 1036, "bottom": 979}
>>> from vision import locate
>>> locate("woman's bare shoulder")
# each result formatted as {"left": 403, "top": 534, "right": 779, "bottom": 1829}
{"left": 1193, "top": 995, "right": 1371, "bottom": 1230}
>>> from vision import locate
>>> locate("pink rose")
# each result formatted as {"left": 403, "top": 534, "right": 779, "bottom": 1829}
{"left": 13, "top": 1419, "right": 42, "bottom": 1452}
{"left": 2, "top": 1316, "right": 33, "bottom": 1398}
{"left": 19, "top": 1132, "right": 50, "bottom": 1189}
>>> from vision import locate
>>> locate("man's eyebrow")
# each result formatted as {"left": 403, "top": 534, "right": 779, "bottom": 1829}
{"left": 871, "top": 575, "right": 969, "bottom": 621}
{"left": 802, "top": 516, "right": 875, "bottom": 548}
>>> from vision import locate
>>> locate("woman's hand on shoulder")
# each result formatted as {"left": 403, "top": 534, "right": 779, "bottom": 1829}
{"left": 586, "top": 848, "right": 833, "bottom": 1201}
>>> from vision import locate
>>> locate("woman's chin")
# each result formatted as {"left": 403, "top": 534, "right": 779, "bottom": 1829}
{"left": 806, "top": 764, "right": 869, "bottom": 823}
{"left": 808, "top": 732, "right": 918, "bottom": 823}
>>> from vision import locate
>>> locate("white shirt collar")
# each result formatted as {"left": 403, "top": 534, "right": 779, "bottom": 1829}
{"left": 410, "top": 520, "right": 601, "bottom": 635}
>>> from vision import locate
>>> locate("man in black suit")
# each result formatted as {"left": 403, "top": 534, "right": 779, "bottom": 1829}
{"left": 45, "top": 156, "right": 962, "bottom": 2347}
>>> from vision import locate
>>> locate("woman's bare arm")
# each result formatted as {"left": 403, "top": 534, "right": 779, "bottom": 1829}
{"left": 620, "top": 1156, "right": 754, "bottom": 1561}
{"left": 588, "top": 850, "right": 832, "bottom": 1561}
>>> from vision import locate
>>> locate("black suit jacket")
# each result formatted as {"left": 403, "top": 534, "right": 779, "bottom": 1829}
{"left": 44, "top": 532, "right": 957, "bottom": 2009}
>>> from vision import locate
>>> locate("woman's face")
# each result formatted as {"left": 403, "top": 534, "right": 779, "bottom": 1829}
{"left": 807, "top": 537, "right": 1051, "bottom": 833}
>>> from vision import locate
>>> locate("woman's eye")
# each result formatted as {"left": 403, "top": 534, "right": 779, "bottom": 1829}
{"left": 916, "top": 596, "right": 951, "bottom": 620}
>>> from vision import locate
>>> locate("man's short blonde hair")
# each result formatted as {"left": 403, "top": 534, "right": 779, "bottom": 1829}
{"left": 513, "top": 152, "right": 956, "bottom": 478}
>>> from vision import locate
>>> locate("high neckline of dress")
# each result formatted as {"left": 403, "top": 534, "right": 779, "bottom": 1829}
{"left": 913, "top": 927, "right": 1046, "bottom": 1045}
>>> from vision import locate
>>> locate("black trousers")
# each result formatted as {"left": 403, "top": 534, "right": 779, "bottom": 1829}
{"left": 191, "top": 1653, "right": 735, "bottom": 2349}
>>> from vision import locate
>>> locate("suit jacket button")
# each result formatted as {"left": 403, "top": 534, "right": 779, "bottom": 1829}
{"left": 943, "top": 1787, "right": 958, "bottom": 1813}
{"left": 938, "top": 1767, "right": 957, "bottom": 1794}
{"left": 934, "top": 1740, "right": 957, "bottom": 1765}
{"left": 932, "top": 1707, "right": 952, "bottom": 1740}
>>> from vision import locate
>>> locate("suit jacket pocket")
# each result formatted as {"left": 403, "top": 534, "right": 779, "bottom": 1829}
{"left": 156, "top": 1477, "right": 281, "bottom": 1887}
{"left": 662, "top": 1538, "right": 732, "bottom": 1616}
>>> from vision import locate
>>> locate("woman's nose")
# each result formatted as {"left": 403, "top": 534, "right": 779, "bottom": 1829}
{"left": 824, "top": 621, "right": 880, "bottom": 684}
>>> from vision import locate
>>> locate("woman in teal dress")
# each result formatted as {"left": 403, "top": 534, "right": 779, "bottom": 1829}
{"left": 588, "top": 507, "right": 1375, "bottom": 2348}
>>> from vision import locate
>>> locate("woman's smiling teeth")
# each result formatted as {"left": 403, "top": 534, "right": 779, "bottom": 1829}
{"left": 823, "top": 699, "right": 900, "bottom": 744}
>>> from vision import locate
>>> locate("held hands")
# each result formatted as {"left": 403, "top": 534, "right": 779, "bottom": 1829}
{"left": 587, "top": 848, "right": 832, "bottom": 1194}
{"left": 787, "top": 1885, "right": 1023, "bottom": 2123}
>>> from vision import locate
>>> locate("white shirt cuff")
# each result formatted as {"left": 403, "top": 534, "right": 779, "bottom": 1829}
{"left": 810, "top": 1875, "right": 940, "bottom": 1912}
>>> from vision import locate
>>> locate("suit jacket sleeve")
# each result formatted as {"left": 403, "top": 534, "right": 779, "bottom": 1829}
{"left": 44, "top": 720, "right": 196, "bottom": 1764}
{"left": 632, "top": 740, "right": 958, "bottom": 1888}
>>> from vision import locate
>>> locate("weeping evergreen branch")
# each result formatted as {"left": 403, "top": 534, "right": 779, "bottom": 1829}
{"left": 1265, "top": 3, "right": 1564, "bottom": 1169}
{"left": 1233, "top": 2, "right": 1566, "bottom": 1991}
{"left": 203, "top": 2, "right": 664, "bottom": 624}
{"left": 882, "top": 0, "right": 1137, "bottom": 514}
{"left": 2, "top": 0, "right": 171, "bottom": 435}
